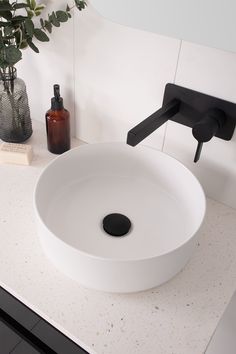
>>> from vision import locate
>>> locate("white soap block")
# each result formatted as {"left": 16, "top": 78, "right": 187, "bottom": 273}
{"left": 0, "top": 143, "right": 33, "bottom": 165}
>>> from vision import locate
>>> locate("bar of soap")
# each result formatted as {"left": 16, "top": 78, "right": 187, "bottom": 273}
{"left": 0, "top": 143, "right": 33, "bottom": 165}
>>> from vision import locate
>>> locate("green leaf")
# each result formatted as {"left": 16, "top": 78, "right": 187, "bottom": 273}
{"left": 56, "top": 10, "right": 68, "bottom": 23}
{"left": 11, "top": 16, "right": 28, "bottom": 23}
{"left": 34, "top": 10, "right": 41, "bottom": 16}
{"left": 0, "top": 35, "right": 4, "bottom": 50}
{"left": 0, "top": 21, "right": 11, "bottom": 27}
{"left": 0, "top": 10, "right": 12, "bottom": 20}
{"left": 27, "top": 10, "right": 34, "bottom": 19}
{"left": 33, "top": 28, "right": 49, "bottom": 42}
{"left": 35, "top": 5, "right": 45, "bottom": 11}
{"left": 20, "top": 40, "right": 28, "bottom": 49}
{"left": 40, "top": 18, "right": 44, "bottom": 28}
{"left": 27, "top": 38, "right": 39, "bottom": 53}
{"left": 14, "top": 29, "right": 21, "bottom": 46}
{"left": 5, "top": 45, "right": 22, "bottom": 65}
{"left": 44, "top": 20, "right": 52, "bottom": 33}
{"left": 75, "top": 0, "right": 87, "bottom": 11}
{"left": 49, "top": 11, "right": 60, "bottom": 27}
{"left": 0, "top": 2, "right": 13, "bottom": 11}
{"left": 30, "top": 0, "right": 36, "bottom": 10}
{"left": 4, "top": 26, "right": 13, "bottom": 36}
{"left": 25, "top": 18, "right": 34, "bottom": 37}
{"left": 67, "top": 12, "right": 71, "bottom": 18}
{"left": 13, "top": 3, "right": 30, "bottom": 10}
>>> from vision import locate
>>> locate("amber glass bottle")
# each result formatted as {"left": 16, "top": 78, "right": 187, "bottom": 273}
{"left": 46, "top": 84, "right": 71, "bottom": 154}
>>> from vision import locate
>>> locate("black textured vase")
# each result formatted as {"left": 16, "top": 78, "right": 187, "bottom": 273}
{"left": 0, "top": 67, "right": 32, "bottom": 143}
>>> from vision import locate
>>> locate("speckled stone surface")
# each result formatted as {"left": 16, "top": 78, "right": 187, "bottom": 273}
{"left": 0, "top": 120, "right": 236, "bottom": 354}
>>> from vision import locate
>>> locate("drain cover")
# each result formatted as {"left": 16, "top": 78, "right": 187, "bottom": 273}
{"left": 103, "top": 213, "right": 131, "bottom": 237}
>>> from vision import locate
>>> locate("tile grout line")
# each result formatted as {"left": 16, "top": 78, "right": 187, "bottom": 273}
{"left": 173, "top": 40, "right": 183, "bottom": 85}
{"left": 161, "top": 39, "right": 183, "bottom": 152}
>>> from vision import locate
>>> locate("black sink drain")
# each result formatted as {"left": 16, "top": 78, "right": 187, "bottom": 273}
{"left": 103, "top": 213, "right": 131, "bottom": 237}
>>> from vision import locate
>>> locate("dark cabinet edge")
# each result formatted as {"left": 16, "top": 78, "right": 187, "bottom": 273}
{"left": 0, "top": 286, "right": 89, "bottom": 354}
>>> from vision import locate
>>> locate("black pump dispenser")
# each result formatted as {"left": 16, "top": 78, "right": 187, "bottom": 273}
{"left": 51, "top": 84, "right": 63, "bottom": 110}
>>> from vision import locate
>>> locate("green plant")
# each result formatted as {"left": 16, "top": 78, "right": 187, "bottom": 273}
{"left": 0, "top": 0, "right": 87, "bottom": 71}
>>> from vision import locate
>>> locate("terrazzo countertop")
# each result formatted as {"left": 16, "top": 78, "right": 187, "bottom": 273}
{"left": 1, "top": 120, "right": 236, "bottom": 354}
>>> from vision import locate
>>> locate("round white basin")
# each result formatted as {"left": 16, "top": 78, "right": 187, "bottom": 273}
{"left": 34, "top": 143, "right": 206, "bottom": 293}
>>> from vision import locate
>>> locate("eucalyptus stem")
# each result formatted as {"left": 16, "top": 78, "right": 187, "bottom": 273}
{"left": 13, "top": 0, "right": 18, "bottom": 17}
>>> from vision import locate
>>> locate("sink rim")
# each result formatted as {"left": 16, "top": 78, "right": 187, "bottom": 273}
{"left": 34, "top": 142, "right": 206, "bottom": 263}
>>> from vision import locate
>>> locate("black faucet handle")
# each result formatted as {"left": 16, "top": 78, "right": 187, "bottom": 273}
{"left": 192, "top": 109, "right": 226, "bottom": 143}
{"left": 193, "top": 141, "right": 203, "bottom": 163}
{"left": 192, "top": 109, "right": 226, "bottom": 162}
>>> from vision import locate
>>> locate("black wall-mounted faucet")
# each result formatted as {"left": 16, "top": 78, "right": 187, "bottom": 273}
{"left": 127, "top": 84, "right": 236, "bottom": 162}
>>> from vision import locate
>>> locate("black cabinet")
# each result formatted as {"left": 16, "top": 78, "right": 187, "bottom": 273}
{"left": 0, "top": 287, "right": 88, "bottom": 354}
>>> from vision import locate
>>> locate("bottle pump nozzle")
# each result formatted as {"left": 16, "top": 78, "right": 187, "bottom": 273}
{"left": 51, "top": 84, "right": 63, "bottom": 110}
{"left": 54, "top": 84, "right": 60, "bottom": 99}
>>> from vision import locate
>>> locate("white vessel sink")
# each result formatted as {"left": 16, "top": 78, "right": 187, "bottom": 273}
{"left": 34, "top": 143, "right": 206, "bottom": 293}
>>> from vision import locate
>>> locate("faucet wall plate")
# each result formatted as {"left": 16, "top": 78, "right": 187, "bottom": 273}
{"left": 163, "top": 84, "right": 236, "bottom": 140}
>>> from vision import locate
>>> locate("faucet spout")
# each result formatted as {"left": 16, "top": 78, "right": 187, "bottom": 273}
{"left": 126, "top": 99, "right": 180, "bottom": 146}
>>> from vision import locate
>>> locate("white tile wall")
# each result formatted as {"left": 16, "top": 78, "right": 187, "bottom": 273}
{"left": 74, "top": 6, "right": 180, "bottom": 149}
{"left": 17, "top": 4, "right": 236, "bottom": 209}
